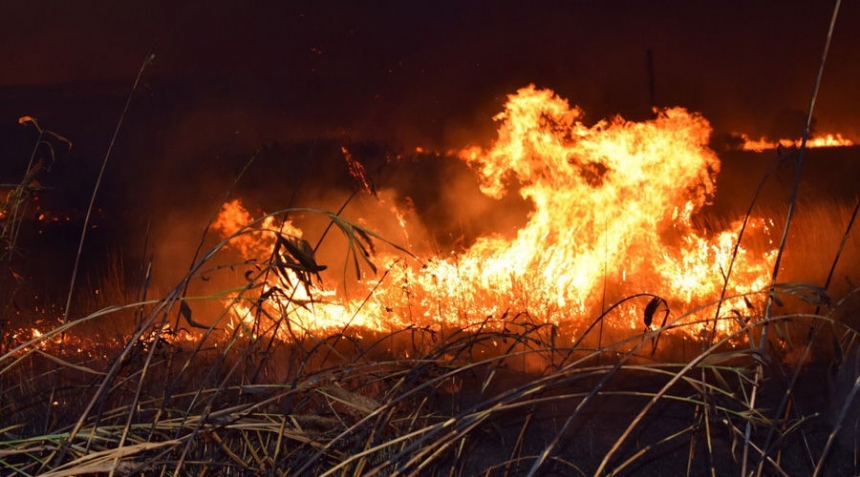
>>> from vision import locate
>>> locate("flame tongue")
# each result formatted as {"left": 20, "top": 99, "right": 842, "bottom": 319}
{"left": 440, "top": 85, "right": 737, "bottom": 322}
{"left": 463, "top": 86, "right": 717, "bottom": 202}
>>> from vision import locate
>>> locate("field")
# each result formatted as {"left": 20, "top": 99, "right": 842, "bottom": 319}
{"left": 2, "top": 95, "right": 860, "bottom": 477}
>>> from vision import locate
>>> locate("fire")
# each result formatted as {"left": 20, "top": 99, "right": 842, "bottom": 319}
{"left": 213, "top": 199, "right": 395, "bottom": 336}
{"left": 212, "top": 199, "right": 304, "bottom": 258}
{"left": 738, "top": 132, "right": 854, "bottom": 151}
{"left": 214, "top": 85, "right": 778, "bottom": 342}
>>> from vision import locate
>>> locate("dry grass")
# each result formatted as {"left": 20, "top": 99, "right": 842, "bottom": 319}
{"left": 1, "top": 189, "right": 859, "bottom": 476}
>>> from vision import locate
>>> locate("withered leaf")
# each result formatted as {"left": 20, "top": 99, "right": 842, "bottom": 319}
{"left": 278, "top": 235, "right": 327, "bottom": 274}
{"left": 179, "top": 301, "right": 208, "bottom": 329}
{"left": 644, "top": 296, "right": 665, "bottom": 328}
{"left": 258, "top": 286, "right": 283, "bottom": 305}
{"left": 354, "top": 226, "right": 376, "bottom": 255}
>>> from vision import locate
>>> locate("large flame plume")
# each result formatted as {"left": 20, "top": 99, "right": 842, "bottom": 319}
{"left": 216, "top": 85, "right": 778, "bottom": 342}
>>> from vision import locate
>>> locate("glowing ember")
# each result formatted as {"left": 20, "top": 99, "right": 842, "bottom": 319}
{"left": 215, "top": 85, "right": 778, "bottom": 341}
{"left": 738, "top": 132, "right": 854, "bottom": 151}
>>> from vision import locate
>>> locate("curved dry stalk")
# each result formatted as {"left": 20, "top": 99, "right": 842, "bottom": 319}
{"left": 745, "top": 2, "right": 843, "bottom": 473}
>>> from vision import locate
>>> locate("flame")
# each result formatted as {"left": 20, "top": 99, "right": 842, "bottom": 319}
{"left": 214, "top": 200, "right": 396, "bottom": 337}
{"left": 738, "top": 132, "right": 854, "bottom": 151}
{"left": 214, "top": 86, "right": 778, "bottom": 342}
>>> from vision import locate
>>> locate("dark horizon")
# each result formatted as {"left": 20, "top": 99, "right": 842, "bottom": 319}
{"left": 3, "top": 2, "right": 859, "bottom": 140}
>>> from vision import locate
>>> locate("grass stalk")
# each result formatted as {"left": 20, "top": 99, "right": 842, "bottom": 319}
{"left": 743, "top": 2, "right": 842, "bottom": 475}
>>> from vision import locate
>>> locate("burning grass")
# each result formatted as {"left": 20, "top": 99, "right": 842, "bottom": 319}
{"left": 2, "top": 272, "right": 859, "bottom": 476}
{"left": 2, "top": 87, "right": 860, "bottom": 475}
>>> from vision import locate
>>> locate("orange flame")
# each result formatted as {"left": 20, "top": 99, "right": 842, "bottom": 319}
{"left": 215, "top": 86, "right": 778, "bottom": 341}
{"left": 738, "top": 132, "right": 854, "bottom": 151}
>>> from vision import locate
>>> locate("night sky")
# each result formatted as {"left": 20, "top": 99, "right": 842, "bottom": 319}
{"left": 3, "top": 2, "right": 859, "bottom": 140}
{"left": 1, "top": 1, "right": 858, "bottom": 290}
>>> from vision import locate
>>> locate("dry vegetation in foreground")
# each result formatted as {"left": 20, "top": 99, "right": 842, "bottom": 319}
{"left": 3, "top": 23, "right": 860, "bottom": 470}
{"left": 2, "top": 121, "right": 860, "bottom": 476}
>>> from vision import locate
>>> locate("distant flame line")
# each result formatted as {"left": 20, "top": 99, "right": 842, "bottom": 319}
{"left": 737, "top": 132, "right": 854, "bottom": 151}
